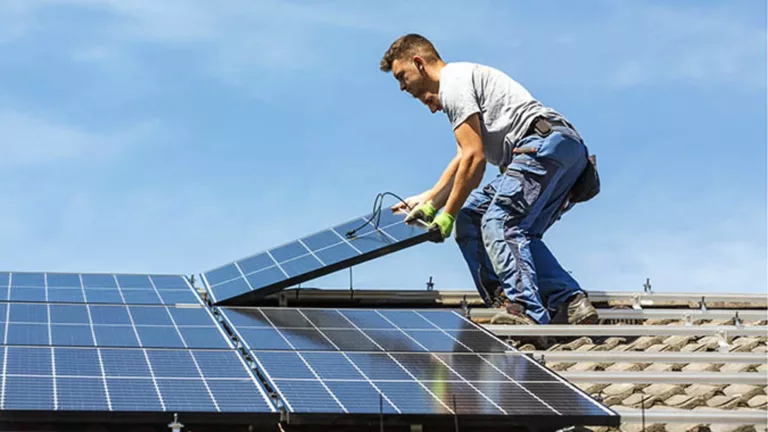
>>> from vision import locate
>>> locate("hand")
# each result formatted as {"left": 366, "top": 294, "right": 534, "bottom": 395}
{"left": 428, "top": 212, "right": 455, "bottom": 242}
{"left": 404, "top": 201, "right": 437, "bottom": 225}
{"left": 391, "top": 191, "right": 430, "bottom": 215}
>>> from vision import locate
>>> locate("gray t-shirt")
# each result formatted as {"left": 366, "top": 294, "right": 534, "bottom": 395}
{"left": 438, "top": 61, "right": 576, "bottom": 167}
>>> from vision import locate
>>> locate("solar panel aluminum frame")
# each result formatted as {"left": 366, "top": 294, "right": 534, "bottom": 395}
{"left": 218, "top": 307, "right": 621, "bottom": 429}
{"left": 203, "top": 212, "right": 441, "bottom": 306}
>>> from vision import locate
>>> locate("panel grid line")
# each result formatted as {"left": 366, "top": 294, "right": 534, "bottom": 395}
{"left": 257, "top": 309, "right": 347, "bottom": 414}
{"left": 187, "top": 351, "right": 221, "bottom": 412}
{"left": 145, "top": 276, "right": 166, "bottom": 307}
{"left": 373, "top": 310, "right": 509, "bottom": 415}
{"left": 50, "top": 346, "right": 58, "bottom": 410}
{"left": 335, "top": 309, "right": 455, "bottom": 414}
{"left": 84, "top": 299, "right": 113, "bottom": 410}
{"left": 297, "top": 309, "right": 402, "bottom": 414}
{"left": 208, "top": 350, "right": 276, "bottom": 412}
{"left": 0, "top": 346, "right": 6, "bottom": 409}
{"left": 297, "top": 239, "right": 326, "bottom": 267}
{"left": 412, "top": 310, "right": 560, "bottom": 415}
{"left": 1, "top": 273, "right": 9, "bottom": 410}
{"left": 264, "top": 251, "right": 290, "bottom": 279}
{"left": 248, "top": 354, "right": 293, "bottom": 413}
{"left": 231, "top": 262, "right": 255, "bottom": 303}
{"left": 139, "top": 349, "right": 166, "bottom": 411}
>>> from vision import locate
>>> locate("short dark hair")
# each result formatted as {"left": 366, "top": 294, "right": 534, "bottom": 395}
{"left": 379, "top": 33, "right": 442, "bottom": 72}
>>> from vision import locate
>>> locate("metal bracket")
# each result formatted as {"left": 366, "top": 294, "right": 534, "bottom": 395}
{"left": 643, "top": 277, "right": 652, "bottom": 293}
{"left": 683, "top": 312, "right": 694, "bottom": 326}
{"left": 349, "top": 267, "right": 355, "bottom": 301}
{"left": 167, "top": 413, "right": 183, "bottom": 432}
{"left": 278, "top": 292, "right": 288, "bottom": 308}
{"left": 734, "top": 311, "right": 742, "bottom": 327}
{"left": 460, "top": 295, "right": 469, "bottom": 318}
{"left": 699, "top": 296, "right": 708, "bottom": 311}
{"left": 272, "top": 393, "right": 290, "bottom": 423}
{"left": 716, "top": 329, "right": 730, "bottom": 353}
{"left": 632, "top": 294, "right": 643, "bottom": 310}
{"left": 426, "top": 276, "right": 434, "bottom": 291}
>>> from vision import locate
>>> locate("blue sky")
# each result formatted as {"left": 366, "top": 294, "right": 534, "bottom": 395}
{"left": 0, "top": 0, "right": 765, "bottom": 295}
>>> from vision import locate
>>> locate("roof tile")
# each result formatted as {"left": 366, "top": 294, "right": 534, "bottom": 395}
{"left": 722, "top": 384, "right": 766, "bottom": 403}
{"left": 685, "top": 384, "right": 725, "bottom": 399}
{"left": 708, "top": 424, "right": 758, "bottom": 432}
{"left": 706, "top": 394, "right": 742, "bottom": 409}
{"left": 627, "top": 336, "right": 666, "bottom": 351}
{"left": 605, "top": 362, "right": 646, "bottom": 372}
{"left": 646, "top": 343, "right": 671, "bottom": 353}
{"left": 682, "top": 362, "right": 721, "bottom": 372}
{"left": 664, "top": 335, "right": 695, "bottom": 350}
{"left": 622, "top": 393, "right": 658, "bottom": 409}
{"left": 644, "top": 363, "right": 676, "bottom": 372}
{"left": 719, "top": 363, "right": 758, "bottom": 373}
{"left": 664, "top": 422, "right": 706, "bottom": 432}
{"left": 643, "top": 383, "right": 686, "bottom": 400}
{"left": 746, "top": 394, "right": 766, "bottom": 408}
{"left": 664, "top": 394, "right": 705, "bottom": 409}
{"left": 601, "top": 382, "right": 638, "bottom": 399}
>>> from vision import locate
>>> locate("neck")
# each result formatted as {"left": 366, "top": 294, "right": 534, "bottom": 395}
{"left": 424, "top": 60, "right": 446, "bottom": 93}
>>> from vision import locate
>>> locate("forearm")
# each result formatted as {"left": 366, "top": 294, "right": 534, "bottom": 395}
{"left": 442, "top": 152, "right": 486, "bottom": 217}
{"left": 425, "top": 153, "right": 460, "bottom": 208}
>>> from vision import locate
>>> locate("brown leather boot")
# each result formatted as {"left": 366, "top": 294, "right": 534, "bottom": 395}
{"left": 556, "top": 292, "right": 599, "bottom": 325}
{"left": 489, "top": 302, "right": 537, "bottom": 325}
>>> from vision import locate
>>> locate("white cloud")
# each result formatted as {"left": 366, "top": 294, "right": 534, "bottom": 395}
{"left": 0, "top": 111, "right": 157, "bottom": 166}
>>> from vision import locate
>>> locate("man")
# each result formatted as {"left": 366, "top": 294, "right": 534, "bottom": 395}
{"left": 381, "top": 34, "right": 598, "bottom": 325}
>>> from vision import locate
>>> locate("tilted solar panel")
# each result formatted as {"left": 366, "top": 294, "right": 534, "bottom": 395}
{"left": 0, "top": 272, "right": 200, "bottom": 305}
{"left": 219, "top": 307, "right": 620, "bottom": 428}
{"left": 202, "top": 210, "right": 439, "bottom": 305}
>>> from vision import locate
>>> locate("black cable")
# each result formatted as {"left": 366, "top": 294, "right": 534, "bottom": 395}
{"left": 345, "top": 191, "right": 412, "bottom": 238}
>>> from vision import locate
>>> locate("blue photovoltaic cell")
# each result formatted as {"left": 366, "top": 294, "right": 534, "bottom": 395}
{"left": 57, "top": 377, "right": 109, "bottom": 410}
{"left": 221, "top": 307, "right": 617, "bottom": 424}
{"left": 0, "top": 272, "right": 200, "bottom": 305}
{"left": 203, "top": 211, "right": 438, "bottom": 304}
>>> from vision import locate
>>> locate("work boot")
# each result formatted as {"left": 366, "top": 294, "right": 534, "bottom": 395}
{"left": 556, "top": 292, "right": 599, "bottom": 325}
{"left": 489, "top": 302, "right": 537, "bottom": 325}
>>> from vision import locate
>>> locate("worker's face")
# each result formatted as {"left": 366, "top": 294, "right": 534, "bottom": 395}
{"left": 391, "top": 57, "right": 441, "bottom": 113}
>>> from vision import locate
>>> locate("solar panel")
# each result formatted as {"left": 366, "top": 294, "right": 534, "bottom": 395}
{"left": 0, "top": 272, "right": 200, "bottom": 305}
{"left": 0, "top": 270, "right": 278, "bottom": 421}
{"left": 0, "top": 346, "right": 274, "bottom": 413}
{"left": 219, "top": 307, "right": 619, "bottom": 427}
{"left": 202, "top": 210, "right": 439, "bottom": 305}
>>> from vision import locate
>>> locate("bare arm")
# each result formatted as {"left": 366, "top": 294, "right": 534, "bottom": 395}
{"left": 425, "top": 143, "right": 461, "bottom": 209}
{"left": 442, "top": 113, "right": 486, "bottom": 217}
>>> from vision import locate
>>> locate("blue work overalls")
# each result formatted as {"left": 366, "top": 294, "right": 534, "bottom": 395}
{"left": 455, "top": 120, "right": 588, "bottom": 324}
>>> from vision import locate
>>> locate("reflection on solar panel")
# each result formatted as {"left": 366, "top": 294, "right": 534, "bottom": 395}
{"left": 0, "top": 270, "right": 277, "bottom": 421}
{"left": 202, "top": 210, "right": 439, "bottom": 305}
{"left": 0, "top": 272, "right": 200, "bottom": 305}
{"left": 219, "top": 307, "right": 619, "bottom": 427}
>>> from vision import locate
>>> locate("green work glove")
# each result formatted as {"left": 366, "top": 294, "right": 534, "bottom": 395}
{"left": 428, "top": 212, "right": 455, "bottom": 242}
{"left": 405, "top": 201, "right": 437, "bottom": 224}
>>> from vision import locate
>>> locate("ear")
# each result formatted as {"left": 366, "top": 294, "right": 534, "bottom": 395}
{"left": 412, "top": 55, "right": 426, "bottom": 73}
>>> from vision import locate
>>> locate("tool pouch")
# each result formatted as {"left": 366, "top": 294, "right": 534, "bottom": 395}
{"left": 568, "top": 153, "right": 600, "bottom": 203}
